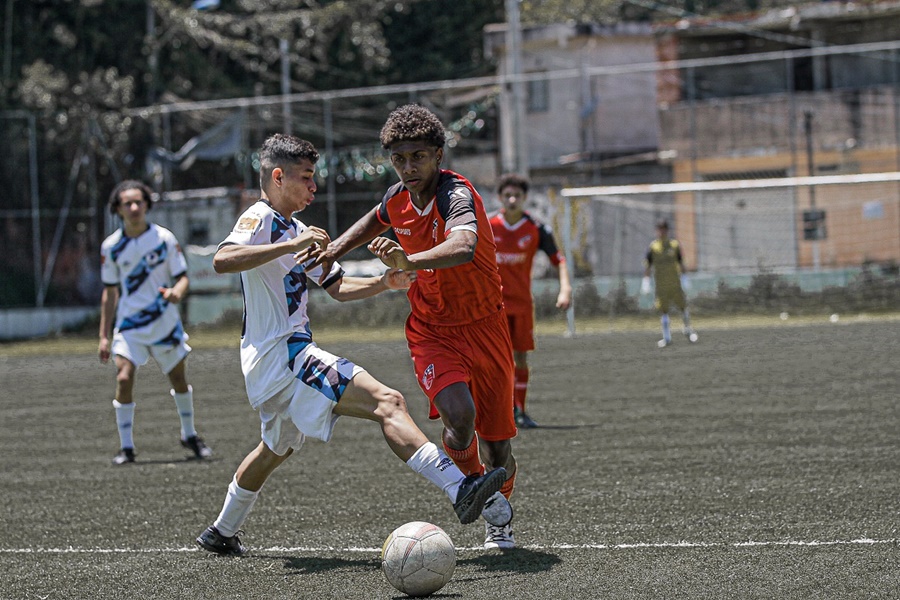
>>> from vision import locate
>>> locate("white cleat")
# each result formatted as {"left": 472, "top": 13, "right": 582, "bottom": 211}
{"left": 484, "top": 520, "right": 515, "bottom": 549}
{"left": 657, "top": 339, "right": 671, "bottom": 348}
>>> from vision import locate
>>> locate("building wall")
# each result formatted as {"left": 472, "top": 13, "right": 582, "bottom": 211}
{"left": 486, "top": 23, "right": 660, "bottom": 170}
{"left": 670, "top": 148, "right": 900, "bottom": 271}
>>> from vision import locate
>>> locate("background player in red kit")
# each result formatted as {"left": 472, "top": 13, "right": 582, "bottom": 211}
{"left": 489, "top": 173, "right": 571, "bottom": 429}
{"left": 314, "top": 104, "right": 519, "bottom": 549}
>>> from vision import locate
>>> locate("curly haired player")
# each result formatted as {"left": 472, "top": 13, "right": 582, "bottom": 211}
{"left": 312, "top": 105, "right": 519, "bottom": 549}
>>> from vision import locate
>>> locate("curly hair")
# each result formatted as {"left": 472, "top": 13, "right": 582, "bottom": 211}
{"left": 108, "top": 180, "right": 154, "bottom": 215}
{"left": 259, "top": 134, "right": 320, "bottom": 190}
{"left": 497, "top": 172, "right": 529, "bottom": 195}
{"left": 380, "top": 104, "right": 446, "bottom": 149}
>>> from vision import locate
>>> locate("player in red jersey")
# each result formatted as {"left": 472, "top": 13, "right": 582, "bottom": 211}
{"left": 489, "top": 173, "right": 571, "bottom": 429}
{"left": 314, "top": 104, "right": 518, "bottom": 549}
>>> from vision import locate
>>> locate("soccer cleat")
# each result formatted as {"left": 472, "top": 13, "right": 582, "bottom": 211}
{"left": 514, "top": 407, "right": 539, "bottom": 429}
{"left": 196, "top": 526, "right": 246, "bottom": 556}
{"left": 484, "top": 520, "right": 516, "bottom": 549}
{"left": 453, "top": 467, "right": 507, "bottom": 525}
{"left": 657, "top": 339, "right": 670, "bottom": 348}
{"left": 182, "top": 435, "right": 213, "bottom": 459}
{"left": 481, "top": 491, "right": 513, "bottom": 527}
{"left": 112, "top": 448, "right": 136, "bottom": 465}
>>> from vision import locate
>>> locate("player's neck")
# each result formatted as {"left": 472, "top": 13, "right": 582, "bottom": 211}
{"left": 123, "top": 221, "right": 149, "bottom": 238}
{"left": 263, "top": 192, "right": 295, "bottom": 221}
{"left": 409, "top": 187, "right": 436, "bottom": 210}
{"left": 503, "top": 210, "right": 523, "bottom": 225}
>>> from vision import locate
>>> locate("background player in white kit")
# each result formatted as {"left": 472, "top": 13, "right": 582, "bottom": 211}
{"left": 99, "top": 180, "right": 212, "bottom": 465}
{"left": 195, "top": 134, "right": 507, "bottom": 556}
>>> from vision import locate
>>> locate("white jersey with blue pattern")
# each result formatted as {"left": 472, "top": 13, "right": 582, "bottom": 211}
{"left": 219, "top": 199, "right": 344, "bottom": 408}
{"left": 100, "top": 223, "right": 188, "bottom": 347}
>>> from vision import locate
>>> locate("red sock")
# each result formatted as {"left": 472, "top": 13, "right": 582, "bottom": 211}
{"left": 499, "top": 468, "right": 516, "bottom": 500}
{"left": 514, "top": 368, "right": 529, "bottom": 411}
{"left": 443, "top": 436, "right": 482, "bottom": 476}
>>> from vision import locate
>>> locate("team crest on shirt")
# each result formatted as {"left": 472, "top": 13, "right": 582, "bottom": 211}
{"left": 236, "top": 216, "right": 260, "bottom": 232}
{"left": 431, "top": 218, "right": 439, "bottom": 243}
{"left": 517, "top": 234, "right": 533, "bottom": 249}
{"left": 422, "top": 363, "right": 435, "bottom": 390}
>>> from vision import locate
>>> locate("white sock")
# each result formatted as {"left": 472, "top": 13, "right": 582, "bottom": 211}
{"left": 113, "top": 400, "right": 135, "bottom": 449}
{"left": 171, "top": 386, "right": 196, "bottom": 440}
{"left": 683, "top": 309, "right": 692, "bottom": 329}
{"left": 213, "top": 476, "right": 261, "bottom": 537}
{"left": 406, "top": 442, "right": 465, "bottom": 502}
{"left": 661, "top": 314, "right": 671, "bottom": 342}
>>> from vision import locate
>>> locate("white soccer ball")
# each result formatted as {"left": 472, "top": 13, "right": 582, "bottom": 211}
{"left": 381, "top": 521, "right": 456, "bottom": 597}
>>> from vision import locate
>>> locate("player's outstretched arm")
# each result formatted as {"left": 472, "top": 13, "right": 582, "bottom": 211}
{"left": 214, "top": 227, "right": 330, "bottom": 273}
{"left": 323, "top": 268, "right": 416, "bottom": 302}
{"left": 312, "top": 207, "right": 388, "bottom": 281}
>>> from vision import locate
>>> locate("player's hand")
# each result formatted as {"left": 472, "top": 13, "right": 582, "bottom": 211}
{"left": 640, "top": 276, "right": 652, "bottom": 295}
{"left": 306, "top": 242, "right": 338, "bottom": 285}
{"left": 159, "top": 286, "right": 183, "bottom": 304}
{"left": 292, "top": 226, "right": 330, "bottom": 254}
{"left": 382, "top": 268, "right": 416, "bottom": 290}
{"left": 369, "top": 237, "right": 412, "bottom": 271}
{"left": 556, "top": 290, "right": 572, "bottom": 310}
{"left": 99, "top": 338, "right": 111, "bottom": 364}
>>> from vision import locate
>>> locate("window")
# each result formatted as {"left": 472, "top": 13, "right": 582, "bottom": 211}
{"left": 526, "top": 76, "right": 549, "bottom": 113}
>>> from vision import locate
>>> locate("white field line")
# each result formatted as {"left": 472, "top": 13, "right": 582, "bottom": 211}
{"left": 1, "top": 538, "right": 896, "bottom": 555}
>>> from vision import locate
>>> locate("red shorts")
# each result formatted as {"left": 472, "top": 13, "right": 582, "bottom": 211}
{"left": 405, "top": 310, "right": 516, "bottom": 442}
{"left": 505, "top": 310, "right": 535, "bottom": 353}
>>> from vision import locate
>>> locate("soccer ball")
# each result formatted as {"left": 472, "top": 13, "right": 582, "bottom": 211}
{"left": 381, "top": 521, "right": 456, "bottom": 596}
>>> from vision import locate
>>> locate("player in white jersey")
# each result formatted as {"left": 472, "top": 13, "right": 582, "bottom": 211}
{"left": 196, "top": 134, "right": 508, "bottom": 556}
{"left": 99, "top": 180, "right": 212, "bottom": 465}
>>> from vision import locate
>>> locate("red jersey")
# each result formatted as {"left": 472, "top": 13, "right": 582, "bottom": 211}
{"left": 376, "top": 170, "right": 504, "bottom": 326}
{"left": 489, "top": 211, "right": 565, "bottom": 315}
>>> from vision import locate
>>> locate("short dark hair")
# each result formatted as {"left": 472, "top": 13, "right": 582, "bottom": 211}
{"left": 109, "top": 180, "right": 154, "bottom": 215}
{"left": 380, "top": 104, "right": 446, "bottom": 149}
{"left": 259, "top": 134, "right": 320, "bottom": 190}
{"left": 656, "top": 219, "right": 670, "bottom": 230}
{"left": 497, "top": 173, "right": 529, "bottom": 194}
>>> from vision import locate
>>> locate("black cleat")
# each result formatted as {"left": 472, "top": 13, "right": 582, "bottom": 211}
{"left": 112, "top": 448, "right": 136, "bottom": 465}
{"left": 181, "top": 435, "right": 212, "bottom": 459}
{"left": 453, "top": 467, "right": 507, "bottom": 525}
{"left": 514, "top": 407, "right": 539, "bottom": 429}
{"left": 196, "top": 526, "right": 246, "bottom": 556}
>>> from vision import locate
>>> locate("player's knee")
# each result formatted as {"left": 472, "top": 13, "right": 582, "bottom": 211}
{"left": 442, "top": 406, "right": 476, "bottom": 438}
{"left": 115, "top": 370, "right": 135, "bottom": 388}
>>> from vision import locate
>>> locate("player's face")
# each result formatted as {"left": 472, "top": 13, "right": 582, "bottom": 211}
{"left": 499, "top": 184, "right": 526, "bottom": 216}
{"left": 117, "top": 188, "right": 149, "bottom": 227}
{"left": 280, "top": 159, "right": 317, "bottom": 213}
{"left": 656, "top": 225, "right": 669, "bottom": 239}
{"left": 389, "top": 141, "right": 442, "bottom": 200}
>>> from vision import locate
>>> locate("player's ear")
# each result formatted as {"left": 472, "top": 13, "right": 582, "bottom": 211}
{"left": 272, "top": 167, "right": 284, "bottom": 187}
{"left": 435, "top": 147, "right": 443, "bottom": 165}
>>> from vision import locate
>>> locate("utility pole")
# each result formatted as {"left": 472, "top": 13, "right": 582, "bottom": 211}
{"left": 804, "top": 110, "right": 821, "bottom": 271}
{"left": 280, "top": 38, "right": 292, "bottom": 135}
{"left": 504, "top": 0, "right": 527, "bottom": 175}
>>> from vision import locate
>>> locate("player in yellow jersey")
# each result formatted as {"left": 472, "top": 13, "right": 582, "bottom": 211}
{"left": 641, "top": 219, "right": 698, "bottom": 348}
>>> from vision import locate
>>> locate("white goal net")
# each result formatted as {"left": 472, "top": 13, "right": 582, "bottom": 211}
{"left": 560, "top": 171, "right": 900, "bottom": 276}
